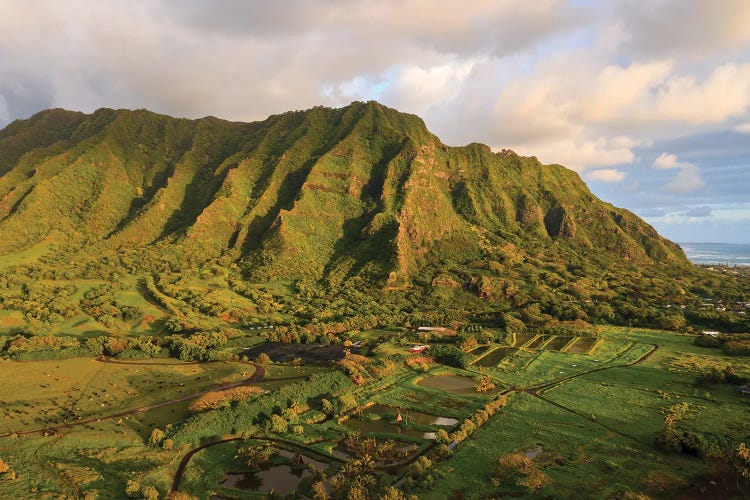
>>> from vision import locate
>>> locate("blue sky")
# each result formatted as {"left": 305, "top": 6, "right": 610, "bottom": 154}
{"left": 0, "top": 0, "right": 748, "bottom": 242}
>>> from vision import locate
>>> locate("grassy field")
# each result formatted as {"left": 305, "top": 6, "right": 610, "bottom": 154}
{"left": 0, "top": 327, "right": 747, "bottom": 499}
{"left": 0, "top": 357, "right": 253, "bottom": 434}
{"left": 0, "top": 233, "right": 58, "bottom": 268}
{"left": 427, "top": 327, "right": 750, "bottom": 499}
{"left": 0, "top": 423, "right": 180, "bottom": 498}
{"left": 0, "top": 357, "right": 333, "bottom": 498}
{"left": 428, "top": 392, "right": 713, "bottom": 498}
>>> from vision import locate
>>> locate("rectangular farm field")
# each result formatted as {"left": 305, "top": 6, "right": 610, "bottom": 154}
{"left": 469, "top": 345, "right": 489, "bottom": 356}
{"left": 565, "top": 337, "right": 598, "bottom": 354}
{"left": 542, "top": 336, "right": 572, "bottom": 351}
{"left": 525, "top": 335, "right": 547, "bottom": 349}
{"left": 513, "top": 333, "right": 537, "bottom": 347}
{"left": 473, "top": 347, "right": 516, "bottom": 367}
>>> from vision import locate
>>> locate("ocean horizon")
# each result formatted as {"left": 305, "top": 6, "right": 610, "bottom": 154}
{"left": 678, "top": 242, "right": 750, "bottom": 266}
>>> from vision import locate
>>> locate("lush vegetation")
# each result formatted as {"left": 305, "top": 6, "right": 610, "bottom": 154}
{"left": 0, "top": 103, "right": 748, "bottom": 498}
{"left": 1, "top": 101, "right": 746, "bottom": 342}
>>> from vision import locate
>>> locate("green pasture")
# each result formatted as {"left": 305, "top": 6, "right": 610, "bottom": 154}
{"left": 429, "top": 392, "right": 711, "bottom": 499}
{"left": 0, "top": 357, "right": 253, "bottom": 433}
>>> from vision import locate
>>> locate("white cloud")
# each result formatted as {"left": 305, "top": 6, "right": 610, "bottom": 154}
{"left": 645, "top": 63, "right": 750, "bottom": 124}
{"left": 734, "top": 122, "right": 750, "bottom": 134}
{"left": 653, "top": 153, "right": 682, "bottom": 169}
{"left": 653, "top": 153, "right": 704, "bottom": 193}
{"left": 509, "top": 136, "right": 637, "bottom": 171}
{"left": 615, "top": 0, "right": 750, "bottom": 59}
{"left": 380, "top": 60, "right": 478, "bottom": 115}
{"left": 0, "top": 0, "right": 744, "bottom": 214}
{"left": 580, "top": 61, "right": 673, "bottom": 121}
{"left": 585, "top": 168, "right": 627, "bottom": 182}
{"left": 667, "top": 168, "right": 705, "bottom": 193}
{"left": 0, "top": 0, "right": 582, "bottom": 125}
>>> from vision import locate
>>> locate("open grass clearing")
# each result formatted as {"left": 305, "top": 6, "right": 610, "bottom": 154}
{"left": 0, "top": 357, "right": 253, "bottom": 433}
{"left": 541, "top": 329, "right": 750, "bottom": 444}
{"left": 0, "top": 233, "right": 59, "bottom": 268}
{"left": 429, "top": 392, "right": 715, "bottom": 499}
{"left": 0, "top": 422, "right": 178, "bottom": 499}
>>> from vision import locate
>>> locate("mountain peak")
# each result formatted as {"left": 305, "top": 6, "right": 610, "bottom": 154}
{"left": 0, "top": 103, "right": 687, "bottom": 286}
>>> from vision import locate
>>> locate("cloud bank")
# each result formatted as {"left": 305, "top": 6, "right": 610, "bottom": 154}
{"left": 0, "top": 0, "right": 748, "bottom": 241}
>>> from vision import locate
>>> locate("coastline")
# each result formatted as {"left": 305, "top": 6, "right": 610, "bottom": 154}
{"left": 679, "top": 242, "right": 750, "bottom": 266}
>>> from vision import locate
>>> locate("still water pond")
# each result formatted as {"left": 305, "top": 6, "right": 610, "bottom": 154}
{"left": 343, "top": 404, "right": 458, "bottom": 438}
{"left": 219, "top": 450, "right": 327, "bottom": 495}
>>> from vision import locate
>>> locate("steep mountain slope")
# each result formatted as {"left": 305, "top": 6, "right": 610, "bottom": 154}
{"left": 0, "top": 101, "right": 688, "bottom": 287}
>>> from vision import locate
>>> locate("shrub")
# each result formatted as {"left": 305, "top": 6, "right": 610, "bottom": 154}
{"left": 255, "top": 352, "right": 273, "bottom": 365}
{"left": 474, "top": 375, "right": 496, "bottom": 393}
{"left": 236, "top": 443, "right": 278, "bottom": 469}
{"left": 428, "top": 345, "right": 469, "bottom": 368}
{"left": 494, "top": 452, "right": 549, "bottom": 492}
{"left": 188, "top": 386, "right": 264, "bottom": 412}
{"left": 149, "top": 428, "right": 165, "bottom": 447}
{"left": 267, "top": 414, "right": 289, "bottom": 434}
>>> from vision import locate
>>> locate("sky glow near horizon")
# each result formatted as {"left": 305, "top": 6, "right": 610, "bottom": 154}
{"left": 0, "top": 0, "right": 749, "bottom": 242}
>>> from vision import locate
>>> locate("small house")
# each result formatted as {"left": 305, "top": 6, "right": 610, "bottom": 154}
{"left": 409, "top": 345, "right": 429, "bottom": 353}
{"left": 702, "top": 331, "right": 721, "bottom": 337}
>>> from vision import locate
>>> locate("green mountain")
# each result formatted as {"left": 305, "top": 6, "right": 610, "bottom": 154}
{"left": 0, "top": 101, "right": 686, "bottom": 283}
{"left": 8, "top": 101, "right": 742, "bottom": 337}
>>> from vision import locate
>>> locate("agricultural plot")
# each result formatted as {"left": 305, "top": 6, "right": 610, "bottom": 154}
{"left": 541, "top": 335, "right": 572, "bottom": 351}
{"left": 416, "top": 374, "right": 478, "bottom": 396}
{"left": 565, "top": 336, "right": 599, "bottom": 354}
{"left": 472, "top": 347, "right": 516, "bottom": 367}
{"left": 525, "top": 335, "right": 547, "bottom": 349}
{"left": 342, "top": 403, "right": 458, "bottom": 440}
{"left": 428, "top": 329, "right": 748, "bottom": 499}
{"left": 0, "top": 326, "right": 746, "bottom": 499}
{"left": 468, "top": 345, "right": 489, "bottom": 356}
{"left": 428, "top": 392, "right": 717, "bottom": 499}
{"left": 512, "top": 332, "right": 537, "bottom": 347}
{"left": 181, "top": 441, "right": 332, "bottom": 499}
{"left": 216, "top": 448, "right": 329, "bottom": 497}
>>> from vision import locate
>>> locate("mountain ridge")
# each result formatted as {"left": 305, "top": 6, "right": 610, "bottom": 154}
{"left": 0, "top": 101, "right": 688, "bottom": 288}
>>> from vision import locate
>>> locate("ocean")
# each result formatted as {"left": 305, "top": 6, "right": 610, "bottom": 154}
{"left": 679, "top": 242, "right": 750, "bottom": 266}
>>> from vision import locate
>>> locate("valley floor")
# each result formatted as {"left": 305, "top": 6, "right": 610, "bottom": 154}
{"left": 0, "top": 327, "right": 748, "bottom": 499}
